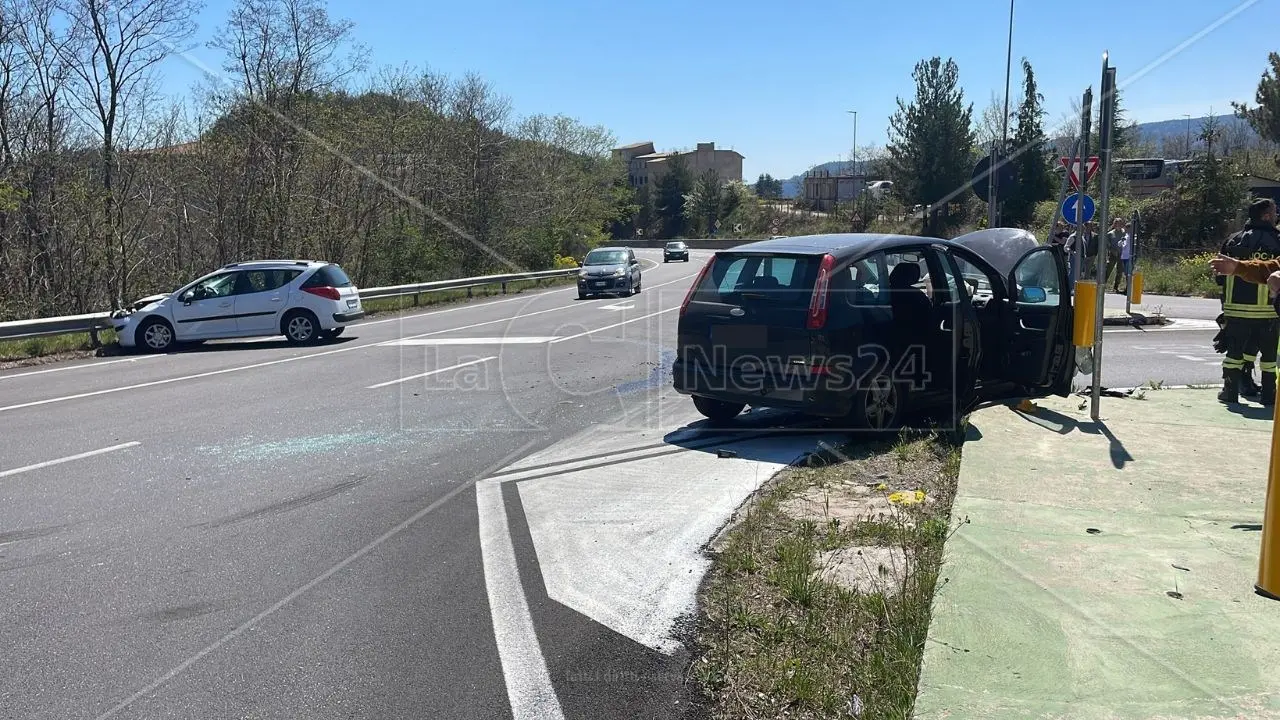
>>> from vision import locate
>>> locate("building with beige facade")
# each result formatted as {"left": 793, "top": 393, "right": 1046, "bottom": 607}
{"left": 612, "top": 141, "right": 743, "bottom": 189}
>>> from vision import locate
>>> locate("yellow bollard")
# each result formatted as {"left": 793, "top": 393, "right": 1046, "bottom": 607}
{"left": 1073, "top": 280, "right": 1098, "bottom": 347}
{"left": 1129, "top": 271, "right": 1144, "bottom": 304}
{"left": 1257, "top": 393, "right": 1280, "bottom": 600}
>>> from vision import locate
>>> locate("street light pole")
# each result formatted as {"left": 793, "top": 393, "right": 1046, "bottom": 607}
{"left": 848, "top": 109, "right": 858, "bottom": 205}
{"left": 1184, "top": 114, "right": 1192, "bottom": 158}
{"left": 994, "top": 0, "right": 1015, "bottom": 227}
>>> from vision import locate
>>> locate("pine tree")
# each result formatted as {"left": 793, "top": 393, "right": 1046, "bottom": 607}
{"left": 1004, "top": 59, "right": 1053, "bottom": 226}
{"left": 1233, "top": 52, "right": 1280, "bottom": 145}
{"left": 886, "top": 57, "right": 976, "bottom": 227}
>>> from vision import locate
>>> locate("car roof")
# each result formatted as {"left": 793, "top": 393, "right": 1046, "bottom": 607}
{"left": 220, "top": 259, "right": 330, "bottom": 270}
{"left": 723, "top": 233, "right": 947, "bottom": 260}
{"left": 588, "top": 246, "right": 629, "bottom": 252}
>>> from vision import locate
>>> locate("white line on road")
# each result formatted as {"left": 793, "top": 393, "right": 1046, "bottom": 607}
{"left": 548, "top": 308, "right": 677, "bottom": 345}
{"left": 0, "top": 442, "right": 140, "bottom": 479}
{"left": 365, "top": 356, "right": 497, "bottom": 389}
{"left": 476, "top": 480, "right": 566, "bottom": 720}
{"left": 383, "top": 337, "right": 559, "bottom": 347}
{"left": 598, "top": 303, "right": 634, "bottom": 311}
{"left": 0, "top": 356, "right": 159, "bottom": 381}
{"left": 91, "top": 440, "right": 541, "bottom": 720}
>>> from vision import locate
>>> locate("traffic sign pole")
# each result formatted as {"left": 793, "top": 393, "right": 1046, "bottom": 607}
{"left": 1049, "top": 139, "right": 1079, "bottom": 240}
{"left": 1091, "top": 55, "right": 1117, "bottom": 423}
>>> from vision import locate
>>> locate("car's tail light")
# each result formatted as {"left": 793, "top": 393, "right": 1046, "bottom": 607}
{"left": 303, "top": 286, "right": 341, "bottom": 301}
{"left": 806, "top": 253, "right": 837, "bottom": 330}
{"left": 680, "top": 257, "right": 715, "bottom": 317}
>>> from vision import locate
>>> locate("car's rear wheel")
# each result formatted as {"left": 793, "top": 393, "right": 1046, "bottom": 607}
{"left": 283, "top": 310, "right": 320, "bottom": 345}
{"left": 692, "top": 396, "right": 745, "bottom": 423}
{"left": 136, "top": 317, "right": 175, "bottom": 353}
{"left": 847, "top": 371, "right": 905, "bottom": 432}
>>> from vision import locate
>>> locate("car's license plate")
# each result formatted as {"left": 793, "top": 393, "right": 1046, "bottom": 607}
{"left": 347, "top": 299, "right": 358, "bottom": 308}
{"left": 712, "top": 324, "right": 766, "bottom": 348}
{"left": 593, "top": 282, "right": 606, "bottom": 288}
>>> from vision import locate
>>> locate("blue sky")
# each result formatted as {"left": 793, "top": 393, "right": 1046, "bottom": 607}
{"left": 158, "top": 0, "right": 1272, "bottom": 181}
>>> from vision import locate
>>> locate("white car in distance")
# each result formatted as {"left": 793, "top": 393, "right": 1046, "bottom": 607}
{"left": 111, "top": 260, "right": 364, "bottom": 352}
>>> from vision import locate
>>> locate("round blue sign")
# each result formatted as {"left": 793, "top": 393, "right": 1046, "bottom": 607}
{"left": 1062, "top": 193, "right": 1096, "bottom": 224}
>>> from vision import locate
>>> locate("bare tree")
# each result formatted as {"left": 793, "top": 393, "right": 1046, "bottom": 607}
{"left": 57, "top": 0, "right": 199, "bottom": 303}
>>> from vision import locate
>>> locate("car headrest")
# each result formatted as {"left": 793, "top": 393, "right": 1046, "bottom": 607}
{"left": 889, "top": 263, "right": 921, "bottom": 288}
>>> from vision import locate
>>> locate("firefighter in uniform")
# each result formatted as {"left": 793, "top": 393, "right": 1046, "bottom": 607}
{"left": 1215, "top": 198, "right": 1280, "bottom": 405}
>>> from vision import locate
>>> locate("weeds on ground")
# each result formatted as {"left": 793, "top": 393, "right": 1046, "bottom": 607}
{"left": 693, "top": 430, "right": 963, "bottom": 720}
{"left": 1142, "top": 256, "right": 1220, "bottom": 298}
{"left": 0, "top": 329, "right": 117, "bottom": 363}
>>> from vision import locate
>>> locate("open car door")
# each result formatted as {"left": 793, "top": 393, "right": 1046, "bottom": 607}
{"left": 1001, "top": 244, "right": 1075, "bottom": 397}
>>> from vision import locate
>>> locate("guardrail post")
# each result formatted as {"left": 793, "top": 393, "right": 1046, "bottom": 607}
{"left": 89, "top": 325, "right": 100, "bottom": 348}
{"left": 413, "top": 293, "right": 419, "bottom": 307}
{"left": 467, "top": 287, "right": 473, "bottom": 299}
{"left": 501, "top": 282, "right": 507, "bottom": 295}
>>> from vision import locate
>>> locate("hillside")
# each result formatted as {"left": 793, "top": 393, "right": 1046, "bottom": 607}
{"left": 777, "top": 114, "right": 1259, "bottom": 198}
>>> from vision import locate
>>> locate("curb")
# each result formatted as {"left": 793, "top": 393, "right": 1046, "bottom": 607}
{"left": 1102, "top": 314, "right": 1168, "bottom": 327}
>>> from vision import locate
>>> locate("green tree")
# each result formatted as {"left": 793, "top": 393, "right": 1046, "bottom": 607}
{"left": 754, "top": 173, "right": 782, "bottom": 199}
{"left": 886, "top": 57, "right": 975, "bottom": 231}
{"left": 1234, "top": 52, "right": 1280, "bottom": 145}
{"left": 1004, "top": 58, "right": 1053, "bottom": 227}
{"left": 655, "top": 154, "right": 693, "bottom": 238}
{"left": 686, "top": 169, "right": 725, "bottom": 236}
{"left": 1169, "top": 115, "right": 1247, "bottom": 246}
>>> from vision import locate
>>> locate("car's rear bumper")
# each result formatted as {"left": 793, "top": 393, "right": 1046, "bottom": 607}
{"left": 671, "top": 359, "right": 851, "bottom": 417}
{"left": 333, "top": 310, "right": 365, "bottom": 323}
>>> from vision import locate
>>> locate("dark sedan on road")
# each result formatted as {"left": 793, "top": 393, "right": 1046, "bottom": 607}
{"left": 577, "top": 246, "right": 643, "bottom": 299}
{"left": 672, "top": 231, "right": 1075, "bottom": 429}
{"left": 663, "top": 241, "right": 690, "bottom": 262}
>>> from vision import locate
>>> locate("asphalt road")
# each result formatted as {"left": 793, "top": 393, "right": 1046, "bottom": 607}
{"left": 0, "top": 250, "right": 1235, "bottom": 719}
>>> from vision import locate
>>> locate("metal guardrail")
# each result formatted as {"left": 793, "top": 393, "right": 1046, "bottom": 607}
{"left": 0, "top": 267, "right": 579, "bottom": 345}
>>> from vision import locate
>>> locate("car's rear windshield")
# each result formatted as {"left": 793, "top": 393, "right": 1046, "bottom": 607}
{"left": 584, "top": 250, "right": 627, "bottom": 265}
{"left": 304, "top": 264, "right": 353, "bottom": 288}
{"left": 692, "top": 253, "right": 819, "bottom": 308}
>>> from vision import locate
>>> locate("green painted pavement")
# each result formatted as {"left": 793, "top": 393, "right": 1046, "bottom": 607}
{"left": 915, "top": 389, "right": 1280, "bottom": 720}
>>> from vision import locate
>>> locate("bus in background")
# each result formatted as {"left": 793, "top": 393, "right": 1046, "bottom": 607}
{"left": 1116, "top": 158, "right": 1189, "bottom": 197}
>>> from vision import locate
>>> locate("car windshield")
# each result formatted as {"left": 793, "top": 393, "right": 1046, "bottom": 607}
{"left": 666, "top": 243, "right": 684, "bottom": 249}
{"left": 585, "top": 250, "right": 627, "bottom": 265}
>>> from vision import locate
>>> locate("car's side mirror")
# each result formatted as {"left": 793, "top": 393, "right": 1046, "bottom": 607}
{"left": 179, "top": 290, "right": 195, "bottom": 303}
{"left": 1018, "top": 286, "right": 1048, "bottom": 304}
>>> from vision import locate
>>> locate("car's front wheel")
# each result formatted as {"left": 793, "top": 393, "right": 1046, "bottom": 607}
{"left": 283, "top": 310, "right": 320, "bottom": 345}
{"left": 692, "top": 396, "right": 745, "bottom": 423}
{"left": 136, "top": 317, "right": 175, "bottom": 353}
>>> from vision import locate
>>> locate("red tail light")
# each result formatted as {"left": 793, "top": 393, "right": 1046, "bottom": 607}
{"left": 680, "top": 256, "right": 715, "bottom": 317}
{"left": 806, "top": 253, "right": 837, "bottom": 330}
{"left": 303, "top": 286, "right": 341, "bottom": 301}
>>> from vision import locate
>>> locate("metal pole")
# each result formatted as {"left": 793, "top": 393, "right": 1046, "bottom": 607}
{"left": 1073, "top": 89, "right": 1092, "bottom": 288}
{"left": 1048, "top": 138, "right": 1079, "bottom": 237}
{"left": 988, "top": 140, "right": 997, "bottom": 228}
{"left": 997, "top": 0, "right": 1015, "bottom": 227}
{"left": 1091, "top": 58, "right": 1116, "bottom": 422}
{"left": 847, "top": 110, "right": 858, "bottom": 208}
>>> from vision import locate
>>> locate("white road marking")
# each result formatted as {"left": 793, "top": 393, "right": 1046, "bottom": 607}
{"left": 383, "top": 337, "right": 559, "bottom": 346}
{"left": 1177, "top": 355, "right": 1210, "bottom": 362}
{"left": 0, "top": 356, "right": 160, "bottom": 381}
{"left": 476, "top": 479, "right": 566, "bottom": 720}
{"left": 0, "top": 442, "right": 140, "bottom": 479}
{"left": 599, "top": 303, "right": 634, "bottom": 311}
{"left": 547, "top": 308, "right": 677, "bottom": 345}
{"left": 1, "top": 271, "right": 701, "bottom": 414}
{"left": 91, "top": 441, "right": 540, "bottom": 720}
{"left": 365, "top": 356, "right": 497, "bottom": 389}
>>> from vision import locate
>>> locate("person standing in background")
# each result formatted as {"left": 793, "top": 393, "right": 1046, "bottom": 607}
{"left": 1106, "top": 218, "right": 1126, "bottom": 292}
